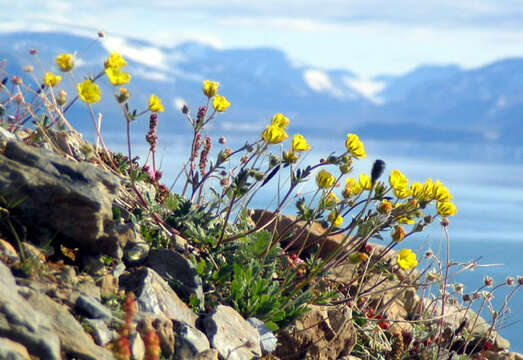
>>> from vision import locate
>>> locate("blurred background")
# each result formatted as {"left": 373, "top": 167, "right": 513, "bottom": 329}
{"left": 1, "top": 0, "right": 522, "bottom": 352}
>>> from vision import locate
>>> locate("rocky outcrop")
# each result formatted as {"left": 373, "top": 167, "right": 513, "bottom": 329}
{"left": 0, "top": 141, "right": 121, "bottom": 256}
{"left": 275, "top": 304, "right": 356, "bottom": 360}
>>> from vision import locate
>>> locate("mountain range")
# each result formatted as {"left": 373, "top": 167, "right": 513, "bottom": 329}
{"left": 1, "top": 31, "right": 521, "bottom": 145}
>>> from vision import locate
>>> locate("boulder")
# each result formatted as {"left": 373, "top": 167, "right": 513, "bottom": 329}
{"left": 202, "top": 305, "right": 262, "bottom": 360}
{"left": 120, "top": 267, "right": 198, "bottom": 327}
{"left": 275, "top": 304, "right": 356, "bottom": 360}
{"left": 0, "top": 262, "right": 61, "bottom": 360}
{"left": 146, "top": 249, "right": 204, "bottom": 309}
{"left": 0, "top": 141, "right": 121, "bottom": 256}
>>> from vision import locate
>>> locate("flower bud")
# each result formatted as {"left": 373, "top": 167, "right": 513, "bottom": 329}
{"left": 423, "top": 215, "right": 433, "bottom": 224}
{"left": 440, "top": 217, "right": 450, "bottom": 227}
{"left": 11, "top": 76, "right": 22, "bottom": 85}
{"left": 506, "top": 277, "right": 514, "bottom": 286}
{"left": 220, "top": 177, "right": 229, "bottom": 187}
{"left": 339, "top": 163, "right": 351, "bottom": 174}
{"left": 181, "top": 104, "right": 190, "bottom": 114}
{"left": 378, "top": 199, "right": 392, "bottom": 214}
{"left": 97, "top": 30, "right": 105, "bottom": 38}
{"left": 462, "top": 294, "right": 471, "bottom": 302}
{"left": 392, "top": 225, "right": 406, "bottom": 242}
{"left": 371, "top": 159, "right": 386, "bottom": 183}
{"left": 116, "top": 88, "right": 130, "bottom": 103}
{"left": 29, "top": 49, "right": 38, "bottom": 55}
{"left": 454, "top": 283, "right": 464, "bottom": 294}
{"left": 518, "top": 276, "right": 523, "bottom": 286}
{"left": 425, "top": 249, "right": 433, "bottom": 258}
{"left": 23, "top": 65, "right": 34, "bottom": 73}
{"left": 56, "top": 89, "right": 67, "bottom": 106}
{"left": 484, "top": 276, "right": 493, "bottom": 287}
{"left": 218, "top": 136, "right": 227, "bottom": 144}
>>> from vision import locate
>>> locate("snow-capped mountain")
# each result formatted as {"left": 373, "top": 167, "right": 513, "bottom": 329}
{"left": 1, "top": 31, "right": 522, "bottom": 144}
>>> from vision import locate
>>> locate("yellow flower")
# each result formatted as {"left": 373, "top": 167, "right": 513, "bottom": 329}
{"left": 283, "top": 150, "right": 298, "bottom": 164}
{"left": 77, "top": 79, "right": 101, "bottom": 104}
{"left": 316, "top": 169, "right": 336, "bottom": 189}
{"left": 148, "top": 94, "right": 164, "bottom": 113}
{"left": 105, "top": 67, "right": 131, "bottom": 86}
{"left": 398, "top": 216, "right": 415, "bottom": 225}
{"left": 213, "top": 94, "right": 230, "bottom": 112}
{"left": 261, "top": 125, "right": 288, "bottom": 144}
{"left": 345, "top": 133, "right": 366, "bottom": 159}
{"left": 378, "top": 199, "right": 393, "bottom": 214}
{"left": 436, "top": 201, "right": 458, "bottom": 217}
{"left": 434, "top": 180, "right": 453, "bottom": 202}
{"left": 359, "top": 173, "right": 372, "bottom": 190}
{"left": 343, "top": 177, "right": 363, "bottom": 198}
{"left": 389, "top": 169, "right": 409, "bottom": 190}
{"left": 271, "top": 113, "right": 290, "bottom": 129}
{"left": 392, "top": 225, "right": 406, "bottom": 242}
{"left": 43, "top": 72, "right": 62, "bottom": 87}
{"left": 322, "top": 192, "right": 340, "bottom": 209}
{"left": 56, "top": 53, "right": 74, "bottom": 72}
{"left": 291, "top": 134, "right": 311, "bottom": 152}
{"left": 397, "top": 249, "right": 418, "bottom": 270}
{"left": 105, "top": 51, "right": 127, "bottom": 69}
{"left": 394, "top": 186, "right": 412, "bottom": 199}
{"left": 328, "top": 211, "right": 343, "bottom": 227}
{"left": 412, "top": 179, "right": 436, "bottom": 202}
{"left": 203, "top": 80, "right": 219, "bottom": 98}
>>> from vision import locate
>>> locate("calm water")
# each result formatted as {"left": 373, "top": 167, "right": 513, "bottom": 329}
{"left": 104, "top": 131, "right": 523, "bottom": 352}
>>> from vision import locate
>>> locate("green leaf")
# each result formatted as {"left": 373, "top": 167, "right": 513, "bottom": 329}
{"left": 195, "top": 259, "right": 206, "bottom": 276}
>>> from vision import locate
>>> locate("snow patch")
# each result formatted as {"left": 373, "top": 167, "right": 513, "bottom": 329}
{"left": 343, "top": 77, "right": 386, "bottom": 104}
{"left": 303, "top": 69, "right": 333, "bottom": 92}
{"left": 103, "top": 36, "right": 167, "bottom": 70}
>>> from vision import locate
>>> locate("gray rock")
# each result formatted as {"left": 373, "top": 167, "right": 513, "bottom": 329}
{"left": 0, "top": 238, "right": 19, "bottom": 263}
{"left": 124, "top": 241, "right": 150, "bottom": 265}
{"left": 120, "top": 267, "right": 197, "bottom": 327}
{"left": 0, "top": 262, "right": 61, "bottom": 360}
{"left": 76, "top": 294, "right": 113, "bottom": 319}
{"left": 85, "top": 319, "right": 113, "bottom": 346}
{"left": 146, "top": 249, "right": 204, "bottom": 309}
{"left": 130, "top": 331, "right": 145, "bottom": 360}
{"left": 195, "top": 349, "right": 219, "bottom": 360}
{"left": 0, "top": 126, "right": 17, "bottom": 142}
{"left": 0, "top": 141, "right": 121, "bottom": 256}
{"left": 113, "top": 262, "right": 127, "bottom": 278}
{"left": 24, "top": 290, "right": 113, "bottom": 360}
{"left": 0, "top": 337, "right": 31, "bottom": 360}
{"left": 202, "top": 305, "right": 262, "bottom": 360}
{"left": 248, "top": 317, "right": 277, "bottom": 354}
{"left": 174, "top": 324, "right": 211, "bottom": 360}
{"left": 136, "top": 314, "right": 176, "bottom": 356}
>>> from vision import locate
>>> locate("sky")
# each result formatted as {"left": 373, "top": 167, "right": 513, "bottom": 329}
{"left": 2, "top": 0, "right": 523, "bottom": 77}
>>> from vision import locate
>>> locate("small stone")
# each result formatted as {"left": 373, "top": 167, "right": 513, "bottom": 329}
{"left": 0, "top": 337, "right": 31, "bottom": 360}
{"left": 97, "top": 274, "right": 119, "bottom": 297}
{"left": 85, "top": 319, "right": 114, "bottom": 346}
{"left": 247, "top": 318, "right": 277, "bottom": 354}
{"left": 75, "top": 275, "right": 101, "bottom": 300}
{"left": 0, "top": 238, "right": 19, "bottom": 262}
{"left": 202, "top": 305, "right": 261, "bottom": 360}
{"left": 124, "top": 241, "right": 150, "bottom": 265}
{"left": 76, "top": 294, "right": 113, "bottom": 319}
{"left": 195, "top": 349, "right": 219, "bottom": 360}
{"left": 113, "top": 262, "right": 126, "bottom": 278}
{"left": 174, "top": 324, "right": 210, "bottom": 360}
{"left": 61, "top": 265, "right": 77, "bottom": 284}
